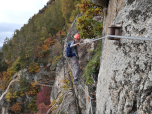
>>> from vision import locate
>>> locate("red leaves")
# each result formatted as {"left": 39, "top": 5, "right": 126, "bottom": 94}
{"left": 36, "top": 87, "right": 52, "bottom": 114}
{"left": 36, "top": 103, "right": 51, "bottom": 114}
{"left": 36, "top": 87, "right": 51, "bottom": 105}
{"left": 60, "top": 30, "right": 62, "bottom": 35}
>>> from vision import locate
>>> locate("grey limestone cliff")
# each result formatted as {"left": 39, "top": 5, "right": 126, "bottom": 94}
{"left": 96, "top": 0, "right": 152, "bottom": 114}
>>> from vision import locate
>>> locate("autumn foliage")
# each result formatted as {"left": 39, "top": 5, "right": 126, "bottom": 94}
{"left": 26, "top": 82, "right": 40, "bottom": 97}
{"left": 28, "top": 63, "right": 40, "bottom": 73}
{"left": 36, "top": 103, "right": 51, "bottom": 114}
{"left": 76, "top": 0, "right": 103, "bottom": 38}
{"left": 0, "top": 66, "right": 15, "bottom": 90}
{"left": 0, "top": 0, "right": 83, "bottom": 113}
{"left": 11, "top": 103, "right": 21, "bottom": 113}
{"left": 0, "top": 73, "right": 2, "bottom": 81}
{"left": 36, "top": 87, "right": 52, "bottom": 114}
{"left": 36, "top": 87, "right": 51, "bottom": 105}
{"left": 28, "top": 96, "right": 38, "bottom": 113}
{"left": 6, "top": 91, "right": 18, "bottom": 102}
{"left": 44, "top": 37, "right": 57, "bottom": 47}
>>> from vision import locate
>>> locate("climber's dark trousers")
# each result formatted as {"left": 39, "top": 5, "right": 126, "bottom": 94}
{"left": 71, "top": 56, "right": 80, "bottom": 80}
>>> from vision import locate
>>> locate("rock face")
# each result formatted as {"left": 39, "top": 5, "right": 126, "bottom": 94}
{"left": 96, "top": 0, "right": 152, "bottom": 114}
{"left": 51, "top": 15, "right": 100, "bottom": 114}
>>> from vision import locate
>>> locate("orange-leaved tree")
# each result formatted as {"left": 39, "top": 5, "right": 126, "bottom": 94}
{"left": 44, "top": 37, "right": 57, "bottom": 47}
{"left": 11, "top": 103, "right": 21, "bottom": 113}
{"left": 26, "top": 81, "right": 40, "bottom": 97}
{"left": 28, "top": 63, "right": 40, "bottom": 73}
{"left": 0, "top": 66, "right": 15, "bottom": 90}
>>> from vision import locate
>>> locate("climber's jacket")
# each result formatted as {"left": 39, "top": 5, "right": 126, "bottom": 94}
{"left": 70, "top": 41, "right": 79, "bottom": 59}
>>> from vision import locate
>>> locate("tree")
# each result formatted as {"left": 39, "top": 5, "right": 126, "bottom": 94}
{"left": 76, "top": 1, "right": 103, "bottom": 38}
{"left": 36, "top": 87, "right": 51, "bottom": 105}
{"left": 28, "top": 96, "right": 38, "bottom": 113}
{"left": 36, "top": 103, "right": 50, "bottom": 114}
{"left": 61, "top": 0, "right": 75, "bottom": 24}
{"left": 0, "top": 51, "right": 8, "bottom": 73}
{"left": 11, "top": 103, "right": 21, "bottom": 113}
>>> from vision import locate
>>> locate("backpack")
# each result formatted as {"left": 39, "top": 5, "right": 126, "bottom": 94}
{"left": 66, "top": 42, "right": 76, "bottom": 57}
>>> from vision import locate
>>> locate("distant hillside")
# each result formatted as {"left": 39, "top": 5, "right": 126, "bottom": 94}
{"left": 2, "top": 0, "right": 80, "bottom": 65}
{"left": 0, "top": 0, "right": 81, "bottom": 113}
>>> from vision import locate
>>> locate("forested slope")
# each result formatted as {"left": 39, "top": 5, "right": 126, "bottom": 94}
{"left": 0, "top": 0, "right": 80, "bottom": 113}
{"left": 0, "top": 0, "right": 104, "bottom": 113}
{"left": 0, "top": 0, "right": 80, "bottom": 90}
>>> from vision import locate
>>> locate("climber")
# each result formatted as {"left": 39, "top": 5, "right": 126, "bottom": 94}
{"left": 66, "top": 33, "right": 80, "bottom": 84}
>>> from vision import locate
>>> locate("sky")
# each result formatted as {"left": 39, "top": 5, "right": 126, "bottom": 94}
{"left": 0, "top": 0, "right": 49, "bottom": 47}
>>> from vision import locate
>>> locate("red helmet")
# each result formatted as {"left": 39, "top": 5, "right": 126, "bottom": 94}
{"left": 74, "top": 34, "right": 80, "bottom": 40}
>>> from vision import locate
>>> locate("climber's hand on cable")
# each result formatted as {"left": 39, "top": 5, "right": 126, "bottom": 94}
{"left": 74, "top": 43, "right": 80, "bottom": 46}
{"left": 76, "top": 43, "right": 80, "bottom": 46}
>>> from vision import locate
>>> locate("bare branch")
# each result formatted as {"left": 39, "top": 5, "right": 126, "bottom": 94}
{"left": 0, "top": 73, "right": 20, "bottom": 101}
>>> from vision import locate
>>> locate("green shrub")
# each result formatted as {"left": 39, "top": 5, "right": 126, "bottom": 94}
{"left": 61, "top": 72, "right": 73, "bottom": 91}
{"left": 83, "top": 40, "right": 102, "bottom": 84}
{"left": 69, "top": 10, "right": 80, "bottom": 22}
{"left": 76, "top": 1, "right": 103, "bottom": 39}
{"left": 18, "top": 75, "right": 30, "bottom": 91}
{"left": 13, "top": 57, "right": 21, "bottom": 72}
{"left": 6, "top": 91, "right": 18, "bottom": 102}
{"left": 28, "top": 96, "right": 38, "bottom": 113}
{"left": 52, "top": 55, "right": 62, "bottom": 66}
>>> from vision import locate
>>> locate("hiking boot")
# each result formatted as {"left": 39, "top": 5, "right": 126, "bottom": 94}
{"left": 73, "top": 79, "right": 80, "bottom": 85}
